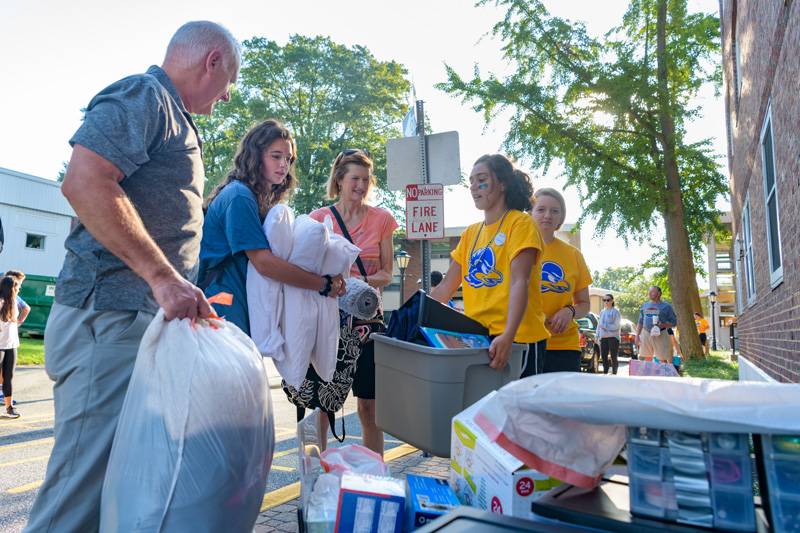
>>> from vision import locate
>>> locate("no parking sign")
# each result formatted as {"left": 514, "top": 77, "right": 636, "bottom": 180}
{"left": 405, "top": 184, "right": 444, "bottom": 240}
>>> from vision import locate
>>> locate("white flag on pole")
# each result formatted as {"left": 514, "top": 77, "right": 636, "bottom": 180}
{"left": 402, "top": 108, "right": 417, "bottom": 137}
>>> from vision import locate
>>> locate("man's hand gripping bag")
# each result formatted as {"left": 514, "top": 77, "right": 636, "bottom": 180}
{"left": 100, "top": 310, "right": 275, "bottom": 533}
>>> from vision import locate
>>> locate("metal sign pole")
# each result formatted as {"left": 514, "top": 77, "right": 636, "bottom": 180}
{"left": 416, "top": 100, "right": 431, "bottom": 294}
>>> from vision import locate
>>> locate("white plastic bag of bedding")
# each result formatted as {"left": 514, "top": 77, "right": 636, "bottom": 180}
{"left": 100, "top": 310, "right": 275, "bottom": 533}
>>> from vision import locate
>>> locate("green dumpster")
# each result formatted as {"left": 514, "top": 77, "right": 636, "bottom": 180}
{"left": 18, "top": 275, "right": 57, "bottom": 338}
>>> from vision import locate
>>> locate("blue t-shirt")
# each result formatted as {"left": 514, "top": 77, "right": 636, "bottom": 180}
{"left": 198, "top": 181, "right": 271, "bottom": 336}
{"left": 17, "top": 296, "right": 28, "bottom": 311}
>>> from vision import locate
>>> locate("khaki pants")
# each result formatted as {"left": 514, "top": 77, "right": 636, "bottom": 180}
{"left": 24, "top": 294, "right": 153, "bottom": 533}
{"left": 640, "top": 328, "right": 672, "bottom": 362}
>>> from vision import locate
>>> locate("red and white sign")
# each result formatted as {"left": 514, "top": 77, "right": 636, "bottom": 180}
{"left": 405, "top": 183, "right": 444, "bottom": 240}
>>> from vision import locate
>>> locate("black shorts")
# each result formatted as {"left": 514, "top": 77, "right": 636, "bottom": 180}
{"left": 351, "top": 340, "right": 376, "bottom": 399}
{"left": 543, "top": 349, "right": 582, "bottom": 373}
{"left": 699, "top": 333, "right": 707, "bottom": 345}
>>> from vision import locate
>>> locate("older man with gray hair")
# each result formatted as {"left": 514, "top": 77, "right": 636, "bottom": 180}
{"left": 25, "top": 21, "right": 241, "bottom": 533}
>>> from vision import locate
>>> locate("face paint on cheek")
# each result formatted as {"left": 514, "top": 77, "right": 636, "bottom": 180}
{"left": 478, "top": 183, "right": 488, "bottom": 189}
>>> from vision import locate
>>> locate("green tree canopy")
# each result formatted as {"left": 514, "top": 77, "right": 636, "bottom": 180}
{"left": 438, "top": 0, "right": 725, "bottom": 358}
{"left": 592, "top": 266, "right": 640, "bottom": 293}
{"left": 195, "top": 35, "right": 410, "bottom": 216}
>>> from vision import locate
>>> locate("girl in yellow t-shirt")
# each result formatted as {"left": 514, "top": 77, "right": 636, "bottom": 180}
{"left": 531, "top": 188, "right": 593, "bottom": 373}
{"left": 432, "top": 154, "right": 549, "bottom": 376}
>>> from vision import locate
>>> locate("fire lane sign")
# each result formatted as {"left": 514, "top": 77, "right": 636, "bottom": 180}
{"left": 406, "top": 183, "right": 444, "bottom": 240}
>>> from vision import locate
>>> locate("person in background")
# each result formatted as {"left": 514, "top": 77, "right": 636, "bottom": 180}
{"left": 428, "top": 270, "right": 455, "bottom": 308}
{"left": 530, "top": 188, "right": 592, "bottom": 373}
{"left": 635, "top": 286, "right": 677, "bottom": 362}
{"left": 310, "top": 149, "right": 399, "bottom": 456}
{"left": 198, "top": 120, "right": 345, "bottom": 335}
{"left": 597, "top": 293, "right": 621, "bottom": 375}
{"left": 694, "top": 311, "right": 710, "bottom": 355}
{"left": 667, "top": 328, "right": 682, "bottom": 360}
{"left": 432, "top": 154, "right": 549, "bottom": 378}
{"left": 25, "top": 21, "right": 238, "bottom": 533}
{"left": 0, "top": 269, "right": 27, "bottom": 405}
{"left": 5, "top": 270, "right": 30, "bottom": 325}
{"left": 0, "top": 276, "right": 21, "bottom": 419}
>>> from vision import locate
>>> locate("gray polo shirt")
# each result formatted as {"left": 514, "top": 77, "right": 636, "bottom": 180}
{"left": 56, "top": 65, "right": 205, "bottom": 313}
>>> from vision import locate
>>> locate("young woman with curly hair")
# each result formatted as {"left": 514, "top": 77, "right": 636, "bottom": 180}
{"left": 198, "top": 119, "right": 345, "bottom": 335}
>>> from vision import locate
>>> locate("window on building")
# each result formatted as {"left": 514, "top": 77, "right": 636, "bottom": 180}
{"left": 732, "top": 18, "right": 742, "bottom": 109}
{"left": 734, "top": 40, "right": 742, "bottom": 105}
{"left": 734, "top": 233, "right": 744, "bottom": 314}
{"left": 716, "top": 251, "right": 732, "bottom": 271}
{"left": 430, "top": 241, "right": 451, "bottom": 259}
{"left": 717, "top": 274, "right": 734, "bottom": 287}
{"left": 761, "top": 107, "right": 783, "bottom": 288}
{"left": 25, "top": 233, "right": 45, "bottom": 250}
{"left": 742, "top": 195, "right": 756, "bottom": 306}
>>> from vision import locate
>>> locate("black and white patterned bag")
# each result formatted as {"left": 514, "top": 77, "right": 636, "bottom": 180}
{"left": 281, "top": 310, "right": 365, "bottom": 441}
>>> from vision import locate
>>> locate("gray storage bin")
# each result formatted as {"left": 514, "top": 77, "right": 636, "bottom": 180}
{"left": 372, "top": 334, "right": 524, "bottom": 458}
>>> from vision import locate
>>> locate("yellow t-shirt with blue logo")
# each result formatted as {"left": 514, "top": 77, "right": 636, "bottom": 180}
{"left": 452, "top": 210, "right": 549, "bottom": 343}
{"left": 539, "top": 237, "right": 592, "bottom": 351}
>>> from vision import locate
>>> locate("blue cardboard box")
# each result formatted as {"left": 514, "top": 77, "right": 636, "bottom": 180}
{"left": 405, "top": 474, "right": 461, "bottom": 531}
{"left": 336, "top": 472, "right": 405, "bottom": 533}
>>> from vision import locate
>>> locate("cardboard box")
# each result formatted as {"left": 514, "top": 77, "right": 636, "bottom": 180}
{"left": 336, "top": 472, "right": 405, "bottom": 533}
{"left": 404, "top": 474, "right": 460, "bottom": 531}
{"left": 449, "top": 392, "right": 562, "bottom": 519}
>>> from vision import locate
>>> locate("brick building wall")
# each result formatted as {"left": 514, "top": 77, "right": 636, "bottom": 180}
{"left": 723, "top": 0, "right": 799, "bottom": 382}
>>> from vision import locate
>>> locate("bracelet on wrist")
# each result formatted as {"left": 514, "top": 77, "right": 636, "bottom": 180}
{"left": 565, "top": 305, "right": 576, "bottom": 318}
{"left": 319, "top": 274, "right": 333, "bottom": 297}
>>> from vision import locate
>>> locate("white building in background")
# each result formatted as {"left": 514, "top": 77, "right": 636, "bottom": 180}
{"left": 0, "top": 167, "right": 75, "bottom": 278}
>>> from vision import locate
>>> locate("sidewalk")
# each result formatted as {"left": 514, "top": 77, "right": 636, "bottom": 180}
{"left": 254, "top": 446, "right": 449, "bottom": 532}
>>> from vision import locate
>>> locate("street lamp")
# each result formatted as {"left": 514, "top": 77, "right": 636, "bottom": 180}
{"left": 709, "top": 291, "right": 718, "bottom": 351}
{"left": 395, "top": 251, "right": 411, "bottom": 303}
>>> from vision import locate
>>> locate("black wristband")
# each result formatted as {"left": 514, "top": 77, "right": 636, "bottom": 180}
{"left": 566, "top": 305, "right": 576, "bottom": 318}
{"left": 319, "top": 275, "right": 333, "bottom": 297}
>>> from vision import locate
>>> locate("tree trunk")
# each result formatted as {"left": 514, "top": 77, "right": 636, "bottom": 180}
{"left": 657, "top": 0, "right": 705, "bottom": 359}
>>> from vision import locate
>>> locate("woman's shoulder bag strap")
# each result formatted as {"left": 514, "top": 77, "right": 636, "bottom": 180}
{"left": 329, "top": 205, "right": 368, "bottom": 278}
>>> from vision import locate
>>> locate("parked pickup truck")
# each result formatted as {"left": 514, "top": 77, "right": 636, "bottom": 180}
{"left": 576, "top": 312, "right": 600, "bottom": 373}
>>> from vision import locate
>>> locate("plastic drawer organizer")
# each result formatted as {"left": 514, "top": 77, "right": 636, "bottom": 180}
{"left": 757, "top": 434, "right": 800, "bottom": 533}
{"left": 626, "top": 427, "right": 757, "bottom": 532}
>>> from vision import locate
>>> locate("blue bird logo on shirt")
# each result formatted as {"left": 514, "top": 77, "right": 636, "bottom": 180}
{"left": 465, "top": 246, "right": 503, "bottom": 288}
{"left": 541, "top": 261, "right": 571, "bottom": 293}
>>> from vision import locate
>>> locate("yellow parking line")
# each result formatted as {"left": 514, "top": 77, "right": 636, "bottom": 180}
{"left": 273, "top": 447, "right": 300, "bottom": 459}
{"left": 0, "top": 438, "right": 54, "bottom": 452}
{"left": 0, "top": 455, "right": 50, "bottom": 468}
{"left": 261, "top": 482, "right": 301, "bottom": 511}
{"left": 259, "top": 444, "right": 419, "bottom": 512}
{"left": 7, "top": 480, "right": 43, "bottom": 494}
{"left": 270, "top": 465, "right": 294, "bottom": 472}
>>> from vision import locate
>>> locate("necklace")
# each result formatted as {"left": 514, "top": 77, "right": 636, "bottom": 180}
{"left": 468, "top": 210, "right": 510, "bottom": 267}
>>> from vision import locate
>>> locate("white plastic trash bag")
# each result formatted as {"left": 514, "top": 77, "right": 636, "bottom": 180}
{"left": 100, "top": 310, "right": 275, "bottom": 533}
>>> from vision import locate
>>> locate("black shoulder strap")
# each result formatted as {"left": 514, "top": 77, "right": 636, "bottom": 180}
{"left": 329, "top": 205, "right": 367, "bottom": 278}
{"left": 198, "top": 257, "right": 228, "bottom": 291}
